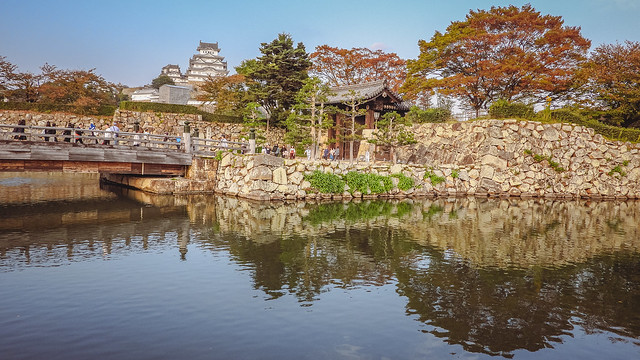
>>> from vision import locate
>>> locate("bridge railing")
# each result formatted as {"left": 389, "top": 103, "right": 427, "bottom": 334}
{"left": 0, "top": 124, "right": 250, "bottom": 155}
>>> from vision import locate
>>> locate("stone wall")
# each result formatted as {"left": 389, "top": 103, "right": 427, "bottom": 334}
{"left": 212, "top": 119, "right": 640, "bottom": 200}
{"left": 0, "top": 110, "right": 111, "bottom": 129}
{"left": 0, "top": 109, "right": 285, "bottom": 144}
{"left": 113, "top": 110, "right": 285, "bottom": 144}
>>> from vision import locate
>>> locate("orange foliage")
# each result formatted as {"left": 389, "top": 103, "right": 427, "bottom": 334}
{"left": 310, "top": 45, "right": 406, "bottom": 92}
{"left": 403, "top": 4, "right": 591, "bottom": 112}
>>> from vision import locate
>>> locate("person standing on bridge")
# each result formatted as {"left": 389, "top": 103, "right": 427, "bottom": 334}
{"left": 104, "top": 122, "right": 120, "bottom": 146}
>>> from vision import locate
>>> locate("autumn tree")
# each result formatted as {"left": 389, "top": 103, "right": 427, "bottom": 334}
{"left": 310, "top": 45, "right": 407, "bottom": 92}
{"left": 0, "top": 56, "right": 17, "bottom": 99}
{"left": 402, "top": 4, "right": 591, "bottom": 115}
{"left": 368, "top": 111, "right": 416, "bottom": 163}
{"left": 285, "top": 77, "right": 333, "bottom": 159}
{"left": 236, "top": 33, "right": 312, "bottom": 124}
{"left": 579, "top": 41, "right": 640, "bottom": 127}
{"left": 197, "top": 74, "right": 247, "bottom": 115}
{"left": 38, "top": 66, "right": 117, "bottom": 106}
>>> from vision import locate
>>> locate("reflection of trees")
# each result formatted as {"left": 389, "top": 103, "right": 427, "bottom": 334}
{"left": 206, "top": 225, "right": 419, "bottom": 304}
{"left": 395, "top": 251, "right": 640, "bottom": 356}
{"left": 201, "top": 197, "right": 640, "bottom": 356}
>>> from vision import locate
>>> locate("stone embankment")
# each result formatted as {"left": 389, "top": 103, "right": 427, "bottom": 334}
{"left": 212, "top": 119, "right": 640, "bottom": 200}
{"left": 0, "top": 109, "right": 285, "bottom": 144}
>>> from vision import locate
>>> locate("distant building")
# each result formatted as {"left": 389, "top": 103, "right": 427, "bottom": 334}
{"left": 131, "top": 88, "right": 159, "bottom": 102}
{"left": 158, "top": 84, "right": 192, "bottom": 105}
{"left": 185, "top": 41, "right": 229, "bottom": 82}
{"left": 158, "top": 41, "right": 228, "bottom": 86}
{"left": 160, "top": 64, "right": 188, "bottom": 85}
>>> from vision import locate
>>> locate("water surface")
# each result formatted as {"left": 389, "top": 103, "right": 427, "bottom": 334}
{"left": 0, "top": 173, "right": 639, "bottom": 359}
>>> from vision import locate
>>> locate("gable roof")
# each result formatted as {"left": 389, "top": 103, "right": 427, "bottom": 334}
{"left": 326, "top": 80, "right": 408, "bottom": 110}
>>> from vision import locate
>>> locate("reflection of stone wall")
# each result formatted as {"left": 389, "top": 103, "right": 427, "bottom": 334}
{"left": 192, "top": 196, "right": 640, "bottom": 269}
{"left": 213, "top": 119, "right": 640, "bottom": 200}
{"left": 401, "top": 198, "right": 640, "bottom": 268}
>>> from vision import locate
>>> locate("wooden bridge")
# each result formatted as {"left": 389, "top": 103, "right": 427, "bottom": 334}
{"left": 0, "top": 124, "right": 248, "bottom": 176}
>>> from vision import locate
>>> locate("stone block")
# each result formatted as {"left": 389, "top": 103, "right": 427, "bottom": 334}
{"left": 273, "top": 167, "right": 288, "bottom": 185}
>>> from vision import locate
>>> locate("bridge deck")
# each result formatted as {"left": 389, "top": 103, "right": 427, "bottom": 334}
{"left": 0, "top": 124, "right": 250, "bottom": 176}
{"left": 0, "top": 141, "right": 190, "bottom": 175}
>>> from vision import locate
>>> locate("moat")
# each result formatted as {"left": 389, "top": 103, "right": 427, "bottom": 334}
{"left": 0, "top": 173, "right": 639, "bottom": 359}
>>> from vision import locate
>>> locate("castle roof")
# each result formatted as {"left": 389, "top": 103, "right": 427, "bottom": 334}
{"left": 197, "top": 41, "right": 219, "bottom": 51}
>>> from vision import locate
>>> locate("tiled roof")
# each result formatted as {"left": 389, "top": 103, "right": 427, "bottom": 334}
{"left": 197, "top": 41, "right": 219, "bottom": 51}
{"left": 325, "top": 80, "right": 410, "bottom": 111}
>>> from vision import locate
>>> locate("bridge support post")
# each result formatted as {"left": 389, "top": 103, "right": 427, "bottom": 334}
{"left": 183, "top": 122, "right": 192, "bottom": 154}
{"left": 249, "top": 128, "right": 256, "bottom": 154}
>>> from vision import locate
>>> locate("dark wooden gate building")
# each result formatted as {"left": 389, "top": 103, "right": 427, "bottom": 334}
{"left": 325, "top": 80, "right": 410, "bottom": 160}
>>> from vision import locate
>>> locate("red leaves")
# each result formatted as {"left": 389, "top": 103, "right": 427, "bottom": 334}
{"left": 403, "top": 4, "right": 591, "bottom": 111}
{"left": 310, "top": 45, "right": 407, "bottom": 92}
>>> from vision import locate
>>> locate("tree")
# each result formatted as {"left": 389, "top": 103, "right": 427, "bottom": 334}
{"left": 285, "top": 77, "right": 333, "bottom": 159}
{"left": 369, "top": 111, "right": 417, "bottom": 163}
{"left": 236, "top": 33, "right": 311, "bottom": 124}
{"left": 151, "top": 75, "right": 175, "bottom": 89}
{"left": 0, "top": 56, "right": 17, "bottom": 99}
{"left": 310, "top": 45, "right": 407, "bottom": 92}
{"left": 197, "top": 74, "right": 247, "bottom": 115}
{"left": 242, "top": 102, "right": 267, "bottom": 140}
{"left": 38, "top": 67, "right": 117, "bottom": 106}
{"left": 338, "top": 90, "right": 367, "bottom": 163}
{"left": 402, "top": 4, "right": 591, "bottom": 116}
{"left": 579, "top": 41, "right": 640, "bottom": 127}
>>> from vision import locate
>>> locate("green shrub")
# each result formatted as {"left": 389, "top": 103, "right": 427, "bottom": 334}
{"left": 304, "top": 170, "right": 345, "bottom": 194}
{"left": 391, "top": 173, "right": 415, "bottom": 191}
{"left": 424, "top": 168, "right": 446, "bottom": 185}
{"left": 608, "top": 165, "right": 627, "bottom": 177}
{"left": 343, "top": 171, "right": 394, "bottom": 194}
{"left": 406, "top": 106, "right": 451, "bottom": 123}
{"left": 119, "top": 101, "right": 242, "bottom": 123}
{"left": 0, "top": 102, "right": 116, "bottom": 116}
{"left": 489, "top": 99, "right": 535, "bottom": 119}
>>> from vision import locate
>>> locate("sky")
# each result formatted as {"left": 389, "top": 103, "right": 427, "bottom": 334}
{"left": 1, "top": 0, "right": 639, "bottom": 87}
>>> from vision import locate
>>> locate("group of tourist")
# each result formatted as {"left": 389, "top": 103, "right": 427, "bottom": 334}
{"left": 322, "top": 146, "right": 341, "bottom": 161}
{"left": 261, "top": 144, "right": 296, "bottom": 159}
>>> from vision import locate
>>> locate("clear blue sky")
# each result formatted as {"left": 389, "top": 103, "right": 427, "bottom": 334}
{"left": 1, "top": 0, "right": 639, "bottom": 87}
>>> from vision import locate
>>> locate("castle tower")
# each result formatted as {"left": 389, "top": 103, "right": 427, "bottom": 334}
{"left": 185, "top": 41, "right": 229, "bottom": 83}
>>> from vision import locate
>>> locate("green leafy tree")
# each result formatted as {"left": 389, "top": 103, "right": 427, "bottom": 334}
{"left": 236, "top": 33, "right": 312, "bottom": 125}
{"left": 285, "top": 77, "right": 334, "bottom": 159}
{"left": 243, "top": 102, "right": 267, "bottom": 140}
{"left": 338, "top": 90, "right": 367, "bottom": 163}
{"left": 402, "top": 4, "right": 591, "bottom": 116}
{"left": 368, "top": 111, "right": 417, "bottom": 164}
{"left": 151, "top": 75, "right": 175, "bottom": 89}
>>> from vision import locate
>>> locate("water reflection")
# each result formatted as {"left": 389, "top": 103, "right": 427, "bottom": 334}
{"left": 0, "top": 178, "right": 639, "bottom": 358}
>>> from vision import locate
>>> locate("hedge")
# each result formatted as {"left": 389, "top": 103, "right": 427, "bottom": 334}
{"left": 550, "top": 109, "right": 640, "bottom": 143}
{"left": 0, "top": 102, "right": 116, "bottom": 116}
{"left": 406, "top": 106, "right": 451, "bottom": 123}
{"left": 119, "top": 101, "right": 242, "bottom": 123}
{"left": 489, "top": 99, "right": 535, "bottom": 119}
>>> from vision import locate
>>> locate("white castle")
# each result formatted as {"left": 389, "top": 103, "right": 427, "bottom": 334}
{"left": 160, "top": 41, "right": 229, "bottom": 85}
